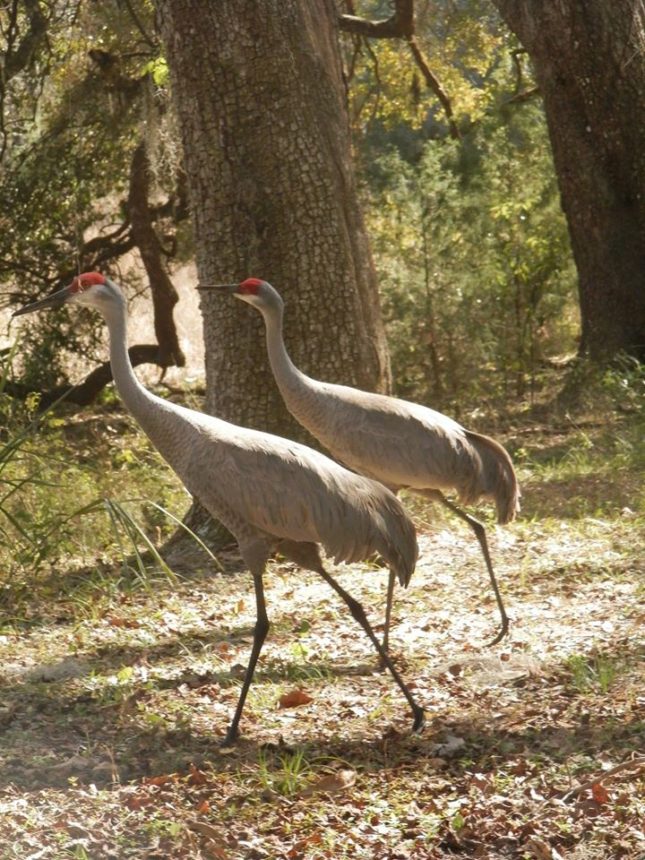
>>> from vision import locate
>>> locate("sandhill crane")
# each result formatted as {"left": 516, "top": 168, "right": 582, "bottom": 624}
{"left": 13, "top": 272, "right": 424, "bottom": 744}
{"left": 202, "top": 277, "right": 520, "bottom": 649}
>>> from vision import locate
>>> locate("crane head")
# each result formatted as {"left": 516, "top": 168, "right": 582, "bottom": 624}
{"left": 13, "top": 272, "right": 119, "bottom": 318}
{"left": 198, "top": 278, "right": 283, "bottom": 313}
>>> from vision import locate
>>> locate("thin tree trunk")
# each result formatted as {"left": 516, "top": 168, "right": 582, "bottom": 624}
{"left": 128, "top": 141, "right": 185, "bottom": 369}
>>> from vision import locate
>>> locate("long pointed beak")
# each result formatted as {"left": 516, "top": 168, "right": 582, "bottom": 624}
{"left": 197, "top": 283, "right": 238, "bottom": 294}
{"left": 12, "top": 284, "right": 75, "bottom": 317}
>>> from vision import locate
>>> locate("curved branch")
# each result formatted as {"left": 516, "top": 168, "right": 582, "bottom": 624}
{"left": 339, "top": 0, "right": 414, "bottom": 38}
{"left": 4, "top": 344, "right": 169, "bottom": 409}
{"left": 339, "top": 0, "right": 459, "bottom": 139}
{"left": 3, "top": 0, "right": 48, "bottom": 81}
{"left": 121, "top": 0, "right": 157, "bottom": 50}
{"left": 405, "top": 36, "right": 460, "bottom": 139}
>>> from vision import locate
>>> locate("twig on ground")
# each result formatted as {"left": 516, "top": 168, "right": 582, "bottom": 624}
{"left": 558, "top": 755, "right": 645, "bottom": 802}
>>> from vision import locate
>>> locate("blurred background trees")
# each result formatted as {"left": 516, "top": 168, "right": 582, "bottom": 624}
{"left": 1, "top": 0, "right": 642, "bottom": 419}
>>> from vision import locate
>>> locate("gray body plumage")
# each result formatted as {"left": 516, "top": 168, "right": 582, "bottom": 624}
{"left": 214, "top": 278, "right": 519, "bottom": 646}
{"left": 86, "top": 282, "right": 416, "bottom": 581}
{"left": 132, "top": 392, "right": 417, "bottom": 585}
{"left": 14, "top": 274, "right": 423, "bottom": 742}
{"left": 240, "top": 281, "right": 520, "bottom": 525}
{"left": 283, "top": 377, "right": 519, "bottom": 525}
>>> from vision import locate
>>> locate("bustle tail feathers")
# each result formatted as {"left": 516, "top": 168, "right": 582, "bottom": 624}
{"left": 374, "top": 491, "right": 419, "bottom": 588}
{"left": 466, "top": 431, "right": 521, "bottom": 525}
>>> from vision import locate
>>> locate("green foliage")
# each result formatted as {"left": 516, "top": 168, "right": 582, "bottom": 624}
{"left": 257, "top": 747, "right": 311, "bottom": 797}
{"left": 347, "top": 0, "right": 506, "bottom": 133}
{"left": 363, "top": 95, "right": 576, "bottom": 412}
{"left": 0, "top": 0, "right": 176, "bottom": 389}
{"left": 599, "top": 355, "right": 645, "bottom": 416}
{"left": 0, "top": 380, "right": 189, "bottom": 584}
{"left": 565, "top": 652, "right": 619, "bottom": 694}
{"left": 344, "top": 4, "right": 581, "bottom": 410}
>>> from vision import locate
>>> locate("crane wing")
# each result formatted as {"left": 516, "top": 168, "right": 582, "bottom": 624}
{"left": 182, "top": 419, "right": 406, "bottom": 567}
{"left": 305, "top": 382, "right": 479, "bottom": 492}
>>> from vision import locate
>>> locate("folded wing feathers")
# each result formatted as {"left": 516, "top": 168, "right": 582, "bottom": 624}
{"left": 185, "top": 422, "right": 417, "bottom": 584}
{"left": 317, "top": 475, "right": 418, "bottom": 588}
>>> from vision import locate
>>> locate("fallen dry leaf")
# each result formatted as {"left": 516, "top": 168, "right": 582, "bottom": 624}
{"left": 107, "top": 615, "right": 140, "bottom": 628}
{"left": 124, "top": 792, "right": 155, "bottom": 811}
{"left": 278, "top": 689, "right": 313, "bottom": 708}
{"left": 143, "top": 773, "right": 176, "bottom": 787}
{"left": 189, "top": 821, "right": 230, "bottom": 859}
{"left": 591, "top": 781, "right": 610, "bottom": 804}
{"left": 526, "top": 835, "right": 553, "bottom": 860}
{"left": 301, "top": 769, "right": 356, "bottom": 796}
{"left": 187, "top": 763, "right": 209, "bottom": 786}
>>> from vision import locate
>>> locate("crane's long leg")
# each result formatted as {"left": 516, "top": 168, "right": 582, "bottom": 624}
{"left": 316, "top": 565, "right": 425, "bottom": 733}
{"left": 223, "top": 567, "right": 270, "bottom": 746}
{"left": 276, "top": 539, "right": 424, "bottom": 731}
{"left": 383, "top": 570, "right": 395, "bottom": 655}
{"left": 435, "top": 492, "right": 509, "bottom": 646}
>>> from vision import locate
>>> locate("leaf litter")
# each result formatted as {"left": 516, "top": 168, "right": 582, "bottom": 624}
{"left": 0, "top": 415, "right": 643, "bottom": 858}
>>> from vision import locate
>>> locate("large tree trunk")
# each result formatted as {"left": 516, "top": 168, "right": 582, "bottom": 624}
{"left": 155, "top": 0, "right": 390, "bottom": 440}
{"left": 492, "top": 0, "right": 645, "bottom": 363}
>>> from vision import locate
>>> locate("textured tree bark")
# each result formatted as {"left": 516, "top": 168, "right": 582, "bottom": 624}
{"left": 155, "top": 0, "right": 390, "bottom": 440}
{"left": 492, "top": 0, "right": 645, "bottom": 362}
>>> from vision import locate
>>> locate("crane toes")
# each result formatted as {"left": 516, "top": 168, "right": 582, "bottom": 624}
{"left": 485, "top": 616, "right": 510, "bottom": 647}
{"left": 412, "top": 705, "right": 425, "bottom": 733}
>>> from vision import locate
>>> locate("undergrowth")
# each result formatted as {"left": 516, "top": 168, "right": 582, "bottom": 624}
{"left": 0, "top": 367, "right": 642, "bottom": 859}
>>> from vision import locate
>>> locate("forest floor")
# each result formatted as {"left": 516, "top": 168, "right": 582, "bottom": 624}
{"left": 0, "top": 395, "right": 643, "bottom": 859}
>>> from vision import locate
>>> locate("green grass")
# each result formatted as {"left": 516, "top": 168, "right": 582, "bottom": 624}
{"left": 0, "top": 383, "right": 643, "bottom": 859}
{"left": 565, "top": 652, "right": 620, "bottom": 694}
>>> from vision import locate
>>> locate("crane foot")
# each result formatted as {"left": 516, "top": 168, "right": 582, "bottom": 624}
{"left": 485, "top": 616, "right": 510, "bottom": 648}
{"left": 412, "top": 706, "right": 425, "bottom": 733}
{"left": 220, "top": 726, "right": 239, "bottom": 748}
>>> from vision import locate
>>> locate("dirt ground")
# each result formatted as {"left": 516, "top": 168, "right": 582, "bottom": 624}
{"left": 0, "top": 409, "right": 643, "bottom": 859}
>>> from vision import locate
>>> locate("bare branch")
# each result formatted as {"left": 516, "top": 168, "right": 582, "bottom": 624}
{"left": 339, "top": 0, "right": 459, "bottom": 138}
{"left": 504, "top": 86, "right": 540, "bottom": 105}
{"left": 405, "top": 35, "right": 460, "bottom": 139}
{"left": 558, "top": 756, "right": 645, "bottom": 803}
{"left": 2, "top": 0, "right": 48, "bottom": 81}
{"left": 3, "top": 345, "right": 170, "bottom": 409}
{"left": 510, "top": 47, "right": 527, "bottom": 94}
{"left": 339, "top": 0, "right": 414, "bottom": 39}
{"left": 121, "top": 0, "right": 158, "bottom": 50}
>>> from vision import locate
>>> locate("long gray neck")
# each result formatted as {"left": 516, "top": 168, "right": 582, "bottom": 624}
{"left": 102, "top": 294, "right": 199, "bottom": 476}
{"left": 262, "top": 304, "right": 312, "bottom": 401}
{"left": 103, "top": 299, "right": 156, "bottom": 421}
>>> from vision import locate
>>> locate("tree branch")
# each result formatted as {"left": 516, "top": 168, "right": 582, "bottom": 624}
{"left": 339, "top": 0, "right": 414, "bottom": 38}
{"left": 405, "top": 35, "right": 460, "bottom": 139}
{"left": 558, "top": 756, "right": 645, "bottom": 802}
{"left": 2, "top": 0, "right": 48, "bottom": 81}
{"left": 121, "top": 0, "right": 157, "bottom": 50}
{"left": 503, "top": 86, "right": 540, "bottom": 105}
{"left": 4, "top": 345, "right": 168, "bottom": 409}
{"left": 0, "top": 0, "right": 49, "bottom": 160}
{"left": 339, "top": 0, "right": 459, "bottom": 138}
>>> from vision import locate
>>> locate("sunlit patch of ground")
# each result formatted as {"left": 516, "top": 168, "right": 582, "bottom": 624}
{"left": 0, "top": 411, "right": 643, "bottom": 858}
